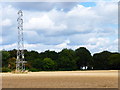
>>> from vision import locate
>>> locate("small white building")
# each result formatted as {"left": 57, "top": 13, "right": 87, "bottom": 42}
{"left": 81, "top": 66, "right": 88, "bottom": 70}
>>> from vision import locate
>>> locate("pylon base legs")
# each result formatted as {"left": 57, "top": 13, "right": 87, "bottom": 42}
{"left": 12, "top": 69, "right": 28, "bottom": 74}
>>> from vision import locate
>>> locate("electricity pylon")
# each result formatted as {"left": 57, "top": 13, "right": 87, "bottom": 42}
{"left": 16, "top": 10, "right": 27, "bottom": 72}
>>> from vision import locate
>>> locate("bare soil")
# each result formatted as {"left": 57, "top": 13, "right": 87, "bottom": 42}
{"left": 2, "top": 70, "right": 118, "bottom": 88}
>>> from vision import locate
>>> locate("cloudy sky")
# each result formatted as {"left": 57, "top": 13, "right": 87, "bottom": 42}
{"left": 0, "top": 1, "right": 118, "bottom": 54}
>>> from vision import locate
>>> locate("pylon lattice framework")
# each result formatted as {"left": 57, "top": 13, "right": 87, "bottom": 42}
{"left": 16, "top": 10, "right": 27, "bottom": 72}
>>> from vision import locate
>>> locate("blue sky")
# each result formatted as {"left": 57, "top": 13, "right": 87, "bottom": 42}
{"left": 80, "top": 2, "right": 96, "bottom": 7}
{"left": 0, "top": 1, "right": 118, "bottom": 54}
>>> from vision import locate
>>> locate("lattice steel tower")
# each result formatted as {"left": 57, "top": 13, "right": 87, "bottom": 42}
{"left": 16, "top": 10, "right": 27, "bottom": 72}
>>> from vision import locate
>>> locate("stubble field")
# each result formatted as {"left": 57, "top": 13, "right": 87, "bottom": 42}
{"left": 2, "top": 70, "right": 118, "bottom": 88}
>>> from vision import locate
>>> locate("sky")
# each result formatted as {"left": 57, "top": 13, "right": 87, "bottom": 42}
{"left": 0, "top": 1, "right": 118, "bottom": 54}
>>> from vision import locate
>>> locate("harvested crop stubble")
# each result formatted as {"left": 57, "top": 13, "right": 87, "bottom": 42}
{"left": 2, "top": 70, "right": 118, "bottom": 88}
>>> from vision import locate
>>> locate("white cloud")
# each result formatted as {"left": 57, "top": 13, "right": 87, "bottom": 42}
{"left": 25, "top": 15, "right": 54, "bottom": 30}
{"left": 55, "top": 39, "right": 70, "bottom": 48}
{"left": 0, "top": 37, "right": 2, "bottom": 44}
{"left": 1, "top": 19, "right": 12, "bottom": 26}
{"left": 24, "top": 13, "right": 67, "bottom": 32}
{"left": 1, "top": 2, "right": 118, "bottom": 54}
{"left": 1, "top": 43, "right": 17, "bottom": 50}
{"left": 22, "top": 2, "right": 117, "bottom": 37}
{"left": 87, "top": 37, "right": 110, "bottom": 46}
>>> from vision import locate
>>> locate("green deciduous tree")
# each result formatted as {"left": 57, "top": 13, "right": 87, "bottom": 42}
{"left": 2, "top": 50, "right": 10, "bottom": 67}
{"left": 108, "top": 53, "right": 120, "bottom": 69}
{"left": 1, "top": 47, "right": 120, "bottom": 72}
{"left": 75, "top": 47, "right": 93, "bottom": 70}
{"left": 57, "top": 49, "right": 77, "bottom": 71}
{"left": 8, "top": 49, "right": 17, "bottom": 58}
{"left": 42, "top": 58, "right": 56, "bottom": 71}
{"left": 29, "top": 58, "right": 43, "bottom": 71}
{"left": 25, "top": 50, "right": 40, "bottom": 61}
{"left": 93, "top": 51, "right": 111, "bottom": 70}
{"left": 39, "top": 50, "right": 58, "bottom": 61}
{"left": 8, "top": 57, "right": 16, "bottom": 70}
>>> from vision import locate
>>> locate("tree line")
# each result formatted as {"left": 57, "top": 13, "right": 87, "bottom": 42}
{"left": 1, "top": 47, "right": 120, "bottom": 72}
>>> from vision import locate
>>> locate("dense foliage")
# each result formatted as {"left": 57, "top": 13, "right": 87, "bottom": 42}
{"left": 1, "top": 47, "right": 120, "bottom": 72}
